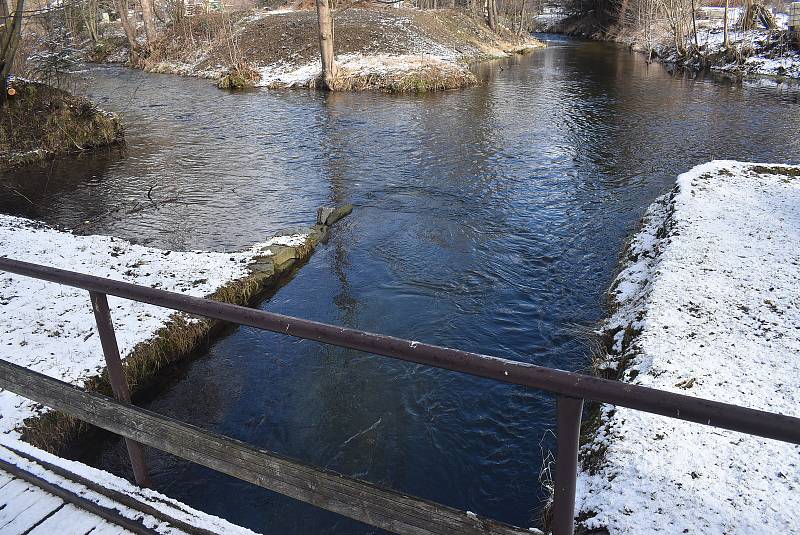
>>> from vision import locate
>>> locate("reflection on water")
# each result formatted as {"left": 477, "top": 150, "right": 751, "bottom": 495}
{"left": 3, "top": 37, "right": 799, "bottom": 534}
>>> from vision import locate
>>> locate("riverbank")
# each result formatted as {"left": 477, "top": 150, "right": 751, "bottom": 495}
{"left": 110, "top": 7, "right": 543, "bottom": 91}
{"left": 576, "top": 161, "right": 800, "bottom": 533}
{"left": 537, "top": 13, "right": 800, "bottom": 80}
{"left": 0, "top": 79, "right": 123, "bottom": 169}
{"left": 0, "top": 207, "right": 350, "bottom": 454}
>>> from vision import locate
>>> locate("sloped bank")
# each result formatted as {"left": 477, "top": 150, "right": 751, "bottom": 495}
{"left": 0, "top": 205, "right": 351, "bottom": 455}
{"left": 141, "top": 7, "right": 544, "bottom": 91}
{"left": 575, "top": 161, "right": 800, "bottom": 534}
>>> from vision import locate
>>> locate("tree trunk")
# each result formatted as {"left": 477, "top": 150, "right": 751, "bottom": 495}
{"left": 723, "top": 0, "right": 729, "bottom": 48}
{"left": 617, "top": 0, "right": 630, "bottom": 29}
{"left": 315, "top": 0, "right": 337, "bottom": 89}
{"left": 486, "top": 0, "right": 498, "bottom": 31}
{"left": 742, "top": 0, "right": 753, "bottom": 30}
{"left": 0, "top": 0, "right": 24, "bottom": 104}
{"left": 690, "top": 0, "right": 699, "bottom": 55}
{"left": 113, "top": 0, "right": 139, "bottom": 53}
{"left": 82, "top": 0, "right": 100, "bottom": 43}
{"left": 140, "top": 0, "right": 158, "bottom": 50}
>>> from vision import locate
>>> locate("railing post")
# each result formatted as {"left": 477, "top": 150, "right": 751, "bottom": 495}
{"left": 89, "top": 291, "right": 152, "bottom": 488}
{"left": 552, "top": 395, "right": 583, "bottom": 535}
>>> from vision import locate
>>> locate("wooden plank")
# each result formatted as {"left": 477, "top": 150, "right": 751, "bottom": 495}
{"left": 28, "top": 504, "right": 115, "bottom": 535}
{"left": 90, "top": 521, "right": 139, "bottom": 535}
{"left": 0, "top": 488, "right": 62, "bottom": 534}
{"left": 0, "top": 359, "right": 528, "bottom": 535}
{"left": 0, "top": 472, "right": 15, "bottom": 489}
{"left": 0, "top": 479, "right": 34, "bottom": 505}
{"left": 4, "top": 445, "right": 221, "bottom": 535}
{"left": 0, "top": 458, "right": 158, "bottom": 535}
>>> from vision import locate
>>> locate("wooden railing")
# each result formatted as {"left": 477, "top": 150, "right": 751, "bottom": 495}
{"left": 1, "top": 257, "right": 799, "bottom": 535}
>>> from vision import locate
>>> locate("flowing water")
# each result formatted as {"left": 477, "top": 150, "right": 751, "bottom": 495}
{"left": 3, "top": 36, "right": 799, "bottom": 533}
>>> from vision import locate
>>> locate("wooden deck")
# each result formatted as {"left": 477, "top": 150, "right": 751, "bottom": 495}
{"left": 0, "top": 439, "right": 257, "bottom": 535}
{"left": 0, "top": 470, "right": 131, "bottom": 535}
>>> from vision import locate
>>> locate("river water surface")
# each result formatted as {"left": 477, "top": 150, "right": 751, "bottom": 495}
{"left": 3, "top": 36, "right": 799, "bottom": 533}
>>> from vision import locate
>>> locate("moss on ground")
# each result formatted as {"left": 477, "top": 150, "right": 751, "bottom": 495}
{"left": 218, "top": 63, "right": 263, "bottom": 90}
{"left": 0, "top": 80, "right": 124, "bottom": 169}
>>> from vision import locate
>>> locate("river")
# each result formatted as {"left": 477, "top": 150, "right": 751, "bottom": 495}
{"left": 2, "top": 36, "right": 799, "bottom": 533}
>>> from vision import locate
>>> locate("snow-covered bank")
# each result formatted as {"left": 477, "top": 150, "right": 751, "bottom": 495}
{"left": 255, "top": 52, "right": 478, "bottom": 90}
{"left": 140, "top": 7, "right": 543, "bottom": 91}
{"left": 577, "top": 161, "right": 800, "bottom": 533}
{"left": 0, "top": 215, "right": 308, "bottom": 439}
{"left": 536, "top": 9, "right": 800, "bottom": 80}
{"left": 664, "top": 27, "right": 800, "bottom": 79}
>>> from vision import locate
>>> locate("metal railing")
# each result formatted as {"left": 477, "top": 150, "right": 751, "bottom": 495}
{"left": 1, "top": 256, "right": 799, "bottom": 535}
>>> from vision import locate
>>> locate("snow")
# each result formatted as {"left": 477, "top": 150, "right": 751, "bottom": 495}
{"left": 669, "top": 12, "right": 800, "bottom": 79}
{"left": 576, "top": 161, "right": 800, "bottom": 534}
{"left": 256, "top": 53, "right": 471, "bottom": 88}
{"left": 0, "top": 435, "right": 258, "bottom": 534}
{"left": 0, "top": 214, "right": 306, "bottom": 437}
{"left": 703, "top": 28, "right": 800, "bottom": 79}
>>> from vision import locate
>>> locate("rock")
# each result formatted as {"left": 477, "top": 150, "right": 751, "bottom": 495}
{"left": 267, "top": 245, "right": 298, "bottom": 269}
{"left": 316, "top": 204, "right": 353, "bottom": 226}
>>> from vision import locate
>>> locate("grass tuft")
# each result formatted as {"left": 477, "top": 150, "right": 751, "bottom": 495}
{"left": 0, "top": 80, "right": 123, "bottom": 169}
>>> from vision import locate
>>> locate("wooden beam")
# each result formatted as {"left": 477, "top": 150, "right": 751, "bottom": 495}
{"left": 0, "top": 359, "right": 528, "bottom": 535}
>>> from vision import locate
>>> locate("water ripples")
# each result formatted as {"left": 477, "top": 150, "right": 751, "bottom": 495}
{"left": 4, "top": 39, "right": 799, "bottom": 534}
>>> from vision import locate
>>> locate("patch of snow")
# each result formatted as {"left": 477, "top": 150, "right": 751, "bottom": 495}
{"left": 0, "top": 215, "right": 306, "bottom": 437}
{"left": 255, "top": 53, "right": 470, "bottom": 88}
{"left": 577, "top": 161, "right": 800, "bottom": 533}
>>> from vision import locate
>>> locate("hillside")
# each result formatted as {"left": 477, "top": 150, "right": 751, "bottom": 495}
{"left": 137, "top": 6, "right": 543, "bottom": 91}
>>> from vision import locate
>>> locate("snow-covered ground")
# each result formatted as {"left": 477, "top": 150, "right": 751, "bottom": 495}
{"left": 142, "top": 8, "right": 543, "bottom": 90}
{"left": 577, "top": 161, "right": 800, "bottom": 533}
{"left": 704, "top": 28, "right": 800, "bottom": 79}
{"left": 256, "top": 53, "right": 473, "bottom": 88}
{"left": 0, "top": 214, "right": 306, "bottom": 437}
{"left": 659, "top": 8, "right": 800, "bottom": 78}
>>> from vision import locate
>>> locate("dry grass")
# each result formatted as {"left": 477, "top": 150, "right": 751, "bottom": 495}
{"left": 131, "top": 7, "right": 542, "bottom": 92}
{"left": 218, "top": 63, "right": 263, "bottom": 89}
{"left": 329, "top": 63, "right": 478, "bottom": 92}
{"left": 0, "top": 81, "right": 123, "bottom": 168}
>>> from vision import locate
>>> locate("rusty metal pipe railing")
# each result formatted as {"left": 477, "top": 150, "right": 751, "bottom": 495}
{"left": 2, "top": 256, "right": 800, "bottom": 535}
{"left": 552, "top": 396, "right": 583, "bottom": 535}
{"left": 89, "top": 291, "right": 152, "bottom": 488}
{"left": 2, "top": 258, "right": 798, "bottom": 444}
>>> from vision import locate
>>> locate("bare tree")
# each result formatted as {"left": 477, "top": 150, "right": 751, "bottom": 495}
{"left": 315, "top": 0, "right": 337, "bottom": 89}
{"left": 141, "top": 0, "right": 158, "bottom": 49}
{"left": 81, "top": 0, "right": 101, "bottom": 43}
{"left": 486, "top": 0, "right": 498, "bottom": 31}
{"left": 723, "top": 0, "right": 729, "bottom": 48}
{"left": 1, "top": 0, "right": 25, "bottom": 103}
{"left": 113, "top": 0, "right": 139, "bottom": 53}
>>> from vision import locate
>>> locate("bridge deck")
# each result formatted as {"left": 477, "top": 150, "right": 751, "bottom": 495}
{"left": 0, "top": 439, "right": 257, "bottom": 535}
{"left": 0, "top": 470, "right": 129, "bottom": 535}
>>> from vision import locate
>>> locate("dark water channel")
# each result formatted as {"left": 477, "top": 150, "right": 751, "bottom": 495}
{"left": 3, "top": 36, "right": 800, "bottom": 533}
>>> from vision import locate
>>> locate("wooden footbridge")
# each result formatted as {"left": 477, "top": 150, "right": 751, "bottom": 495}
{"left": 1, "top": 257, "right": 799, "bottom": 535}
